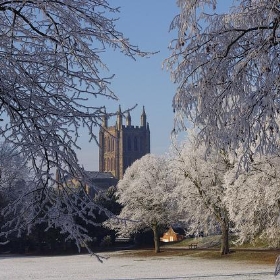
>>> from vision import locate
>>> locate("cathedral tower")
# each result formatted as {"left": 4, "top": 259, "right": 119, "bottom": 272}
{"left": 99, "top": 106, "right": 150, "bottom": 180}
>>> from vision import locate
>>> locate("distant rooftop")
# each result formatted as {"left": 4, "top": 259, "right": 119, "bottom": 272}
{"left": 85, "top": 171, "right": 116, "bottom": 179}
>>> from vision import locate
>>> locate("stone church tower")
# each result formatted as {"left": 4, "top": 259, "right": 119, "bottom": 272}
{"left": 99, "top": 106, "right": 150, "bottom": 180}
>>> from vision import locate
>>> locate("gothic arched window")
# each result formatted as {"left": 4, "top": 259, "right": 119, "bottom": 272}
{"left": 134, "top": 136, "right": 138, "bottom": 151}
{"left": 105, "top": 137, "right": 108, "bottom": 152}
{"left": 107, "top": 137, "right": 111, "bottom": 152}
{"left": 127, "top": 136, "right": 131, "bottom": 151}
{"left": 106, "top": 158, "right": 110, "bottom": 170}
{"left": 111, "top": 138, "right": 114, "bottom": 152}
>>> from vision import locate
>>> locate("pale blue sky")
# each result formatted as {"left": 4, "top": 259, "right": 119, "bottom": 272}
{"left": 78, "top": 0, "right": 179, "bottom": 170}
{"left": 77, "top": 0, "right": 232, "bottom": 171}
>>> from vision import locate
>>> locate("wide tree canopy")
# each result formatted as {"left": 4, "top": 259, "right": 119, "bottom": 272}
{"left": 107, "top": 154, "right": 179, "bottom": 253}
{"left": 0, "top": 0, "right": 146, "bottom": 252}
{"left": 167, "top": 0, "right": 280, "bottom": 167}
{"left": 225, "top": 155, "right": 280, "bottom": 247}
{"left": 171, "top": 138, "right": 233, "bottom": 255}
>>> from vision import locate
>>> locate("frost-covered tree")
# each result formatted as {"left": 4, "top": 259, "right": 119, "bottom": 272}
{"left": 106, "top": 154, "right": 179, "bottom": 253}
{"left": 225, "top": 155, "right": 280, "bottom": 247}
{"left": 166, "top": 0, "right": 280, "bottom": 167}
{"left": 0, "top": 142, "right": 30, "bottom": 245}
{"left": 171, "top": 139, "right": 233, "bottom": 255}
{"left": 0, "top": 142, "right": 29, "bottom": 195}
{"left": 0, "top": 142, "right": 31, "bottom": 221}
{"left": 0, "top": 0, "right": 146, "bottom": 254}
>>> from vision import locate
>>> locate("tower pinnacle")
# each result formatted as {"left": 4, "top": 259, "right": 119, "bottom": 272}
{"left": 126, "top": 111, "right": 131, "bottom": 126}
{"left": 102, "top": 109, "right": 108, "bottom": 128}
{"left": 141, "top": 106, "right": 147, "bottom": 127}
{"left": 117, "top": 105, "right": 122, "bottom": 130}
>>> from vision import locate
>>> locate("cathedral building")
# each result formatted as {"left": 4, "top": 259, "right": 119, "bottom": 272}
{"left": 99, "top": 106, "right": 150, "bottom": 180}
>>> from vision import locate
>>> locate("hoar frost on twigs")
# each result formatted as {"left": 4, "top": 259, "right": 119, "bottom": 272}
{"left": 0, "top": 0, "right": 147, "bottom": 253}
{"left": 105, "top": 154, "right": 179, "bottom": 253}
{"left": 225, "top": 155, "right": 280, "bottom": 247}
{"left": 170, "top": 139, "right": 233, "bottom": 254}
{"left": 167, "top": 0, "right": 280, "bottom": 167}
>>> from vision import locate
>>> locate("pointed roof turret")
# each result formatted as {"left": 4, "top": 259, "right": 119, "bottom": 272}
{"left": 117, "top": 105, "right": 122, "bottom": 130}
{"left": 102, "top": 109, "right": 108, "bottom": 128}
{"left": 141, "top": 106, "right": 147, "bottom": 127}
{"left": 56, "top": 168, "right": 63, "bottom": 189}
{"left": 126, "top": 111, "right": 131, "bottom": 126}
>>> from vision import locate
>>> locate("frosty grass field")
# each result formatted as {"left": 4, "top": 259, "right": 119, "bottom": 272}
{"left": 0, "top": 250, "right": 276, "bottom": 280}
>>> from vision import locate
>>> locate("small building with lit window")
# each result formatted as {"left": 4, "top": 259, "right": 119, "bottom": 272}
{"left": 160, "top": 227, "right": 185, "bottom": 243}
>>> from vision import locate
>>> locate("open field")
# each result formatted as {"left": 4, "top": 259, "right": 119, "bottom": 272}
{"left": 158, "top": 235, "right": 280, "bottom": 265}
{"left": 0, "top": 249, "right": 277, "bottom": 280}
{"left": 1, "top": 235, "right": 279, "bottom": 280}
{"left": 123, "top": 247, "right": 280, "bottom": 265}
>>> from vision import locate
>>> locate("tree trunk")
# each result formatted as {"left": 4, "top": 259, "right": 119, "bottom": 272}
{"left": 152, "top": 224, "right": 160, "bottom": 253}
{"left": 220, "top": 220, "right": 230, "bottom": 255}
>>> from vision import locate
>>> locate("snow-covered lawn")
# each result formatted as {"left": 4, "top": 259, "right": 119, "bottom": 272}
{"left": 0, "top": 251, "right": 275, "bottom": 280}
